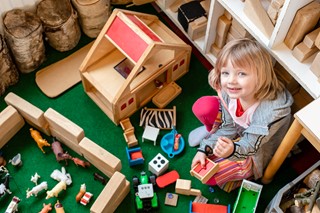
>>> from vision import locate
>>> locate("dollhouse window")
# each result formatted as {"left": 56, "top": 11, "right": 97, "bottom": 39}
{"left": 128, "top": 98, "right": 134, "bottom": 105}
{"left": 173, "top": 64, "right": 178, "bottom": 71}
{"left": 121, "top": 103, "right": 127, "bottom": 110}
{"left": 180, "top": 59, "right": 185, "bottom": 66}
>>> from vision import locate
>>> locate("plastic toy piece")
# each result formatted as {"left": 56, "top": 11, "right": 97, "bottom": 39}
{"left": 175, "top": 179, "right": 201, "bottom": 196}
{"left": 164, "top": 193, "right": 179, "bottom": 207}
{"left": 126, "top": 147, "right": 144, "bottom": 167}
{"left": 76, "top": 184, "right": 86, "bottom": 202}
{"left": 140, "top": 106, "right": 176, "bottom": 130}
{"left": 31, "top": 172, "right": 41, "bottom": 185}
{"left": 8, "top": 153, "right": 22, "bottom": 167}
{"left": 30, "top": 128, "right": 51, "bottom": 153}
{"left": 161, "top": 128, "right": 185, "bottom": 158}
{"left": 0, "top": 173, "right": 12, "bottom": 197}
{"left": 142, "top": 125, "right": 160, "bottom": 146}
{"left": 39, "top": 203, "right": 52, "bottom": 213}
{"left": 50, "top": 167, "right": 72, "bottom": 186}
{"left": 52, "top": 138, "right": 70, "bottom": 165}
{"left": 46, "top": 180, "right": 67, "bottom": 199}
{"left": 120, "top": 118, "right": 138, "bottom": 147}
{"left": 54, "top": 200, "right": 65, "bottom": 213}
{"left": 156, "top": 170, "right": 180, "bottom": 188}
{"left": 148, "top": 153, "right": 169, "bottom": 176}
{"left": 93, "top": 172, "right": 107, "bottom": 185}
{"left": 152, "top": 82, "right": 182, "bottom": 108}
{"left": 80, "top": 192, "right": 93, "bottom": 206}
{"left": 232, "top": 179, "right": 262, "bottom": 213}
{"left": 5, "top": 196, "right": 20, "bottom": 213}
{"left": 71, "top": 157, "right": 90, "bottom": 168}
{"left": 132, "top": 171, "right": 158, "bottom": 212}
{"left": 0, "top": 151, "right": 6, "bottom": 166}
{"left": 190, "top": 201, "right": 230, "bottom": 213}
{"left": 190, "top": 158, "right": 219, "bottom": 184}
{"left": 26, "top": 181, "right": 48, "bottom": 198}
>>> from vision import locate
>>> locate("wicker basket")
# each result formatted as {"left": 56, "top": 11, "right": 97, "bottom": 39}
{"left": 37, "top": 0, "right": 81, "bottom": 52}
{"left": 3, "top": 9, "right": 45, "bottom": 73}
{"left": 0, "top": 34, "right": 19, "bottom": 95}
{"left": 72, "top": 0, "right": 111, "bottom": 38}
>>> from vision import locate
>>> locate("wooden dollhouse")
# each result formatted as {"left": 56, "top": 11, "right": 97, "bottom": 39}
{"left": 79, "top": 9, "right": 191, "bottom": 125}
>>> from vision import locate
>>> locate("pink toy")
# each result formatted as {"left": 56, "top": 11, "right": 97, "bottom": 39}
{"left": 39, "top": 203, "right": 52, "bottom": 213}
{"left": 51, "top": 139, "right": 71, "bottom": 164}
{"left": 30, "top": 128, "right": 51, "bottom": 153}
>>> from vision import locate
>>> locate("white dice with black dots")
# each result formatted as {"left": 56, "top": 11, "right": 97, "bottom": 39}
{"left": 148, "top": 153, "right": 169, "bottom": 176}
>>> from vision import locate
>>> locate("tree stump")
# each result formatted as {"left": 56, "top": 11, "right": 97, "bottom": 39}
{"left": 3, "top": 9, "right": 45, "bottom": 73}
{"left": 0, "top": 34, "right": 19, "bottom": 96}
{"left": 37, "top": 0, "right": 81, "bottom": 52}
{"left": 71, "top": 0, "right": 111, "bottom": 38}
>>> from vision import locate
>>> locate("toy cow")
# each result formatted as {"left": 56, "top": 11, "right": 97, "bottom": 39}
{"left": 30, "top": 128, "right": 50, "bottom": 153}
{"left": 71, "top": 157, "right": 90, "bottom": 168}
{"left": 26, "top": 181, "right": 48, "bottom": 198}
{"left": 46, "top": 180, "right": 67, "bottom": 199}
{"left": 39, "top": 203, "right": 52, "bottom": 213}
{"left": 0, "top": 173, "right": 12, "bottom": 197}
{"left": 5, "top": 196, "right": 20, "bottom": 213}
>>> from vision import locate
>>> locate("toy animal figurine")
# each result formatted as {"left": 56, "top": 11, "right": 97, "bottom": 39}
{"left": 76, "top": 183, "right": 86, "bottom": 202}
{"left": 8, "top": 153, "right": 22, "bottom": 167}
{"left": 31, "top": 172, "right": 41, "bottom": 185}
{"left": 50, "top": 167, "right": 72, "bottom": 185}
{"left": 0, "top": 173, "right": 12, "bottom": 197}
{"left": 39, "top": 203, "right": 52, "bottom": 213}
{"left": 5, "top": 196, "right": 20, "bottom": 213}
{"left": 26, "top": 181, "right": 48, "bottom": 198}
{"left": 51, "top": 138, "right": 71, "bottom": 165}
{"left": 30, "top": 128, "right": 51, "bottom": 153}
{"left": 71, "top": 157, "right": 90, "bottom": 168}
{"left": 93, "top": 172, "right": 107, "bottom": 185}
{"left": 0, "top": 165, "right": 8, "bottom": 174}
{"left": 0, "top": 151, "right": 6, "bottom": 166}
{"left": 54, "top": 200, "right": 65, "bottom": 213}
{"left": 46, "top": 180, "right": 67, "bottom": 199}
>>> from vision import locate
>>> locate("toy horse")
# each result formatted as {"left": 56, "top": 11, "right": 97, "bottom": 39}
{"left": 30, "top": 128, "right": 51, "bottom": 153}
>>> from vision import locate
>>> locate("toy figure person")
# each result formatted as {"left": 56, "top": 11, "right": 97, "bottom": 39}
{"left": 190, "top": 38, "right": 293, "bottom": 192}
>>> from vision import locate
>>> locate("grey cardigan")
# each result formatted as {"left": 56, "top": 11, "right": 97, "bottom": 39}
{"left": 198, "top": 89, "right": 294, "bottom": 179}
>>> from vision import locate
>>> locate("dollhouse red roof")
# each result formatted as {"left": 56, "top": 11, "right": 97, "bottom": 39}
{"left": 105, "top": 12, "right": 162, "bottom": 63}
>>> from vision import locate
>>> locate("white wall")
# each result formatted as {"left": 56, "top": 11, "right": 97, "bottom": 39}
{"left": 0, "top": 0, "right": 41, "bottom": 33}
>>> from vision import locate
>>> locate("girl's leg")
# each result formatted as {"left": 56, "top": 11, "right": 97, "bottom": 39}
{"left": 188, "top": 96, "right": 220, "bottom": 147}
{"left": 206, "top": 157, "right": 254, "bottom": 192}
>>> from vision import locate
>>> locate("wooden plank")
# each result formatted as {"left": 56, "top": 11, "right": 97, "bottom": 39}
{"left": 284, "top": 1, "right": 320, "bottom": 50}
{"left": 292, "top": 41, "right": 318, "bottom": 62}
{"left": 4, "top": 92, "right": 50, "bottom": 135}
{"left": 311, "top": 52, "right": 320, "bottom": 78}
{"left": 0, "top": 106, "right": 25, "bottom": 148}
{"left": 79, "top": 137, "right": 122, "bottom": 178}
{"left": 303, "top": 27, "right": 320, "bottom": 49}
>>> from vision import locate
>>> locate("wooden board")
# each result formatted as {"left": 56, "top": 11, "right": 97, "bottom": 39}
{"left": 35, "top": 41, "right": 93, "bottom": 98}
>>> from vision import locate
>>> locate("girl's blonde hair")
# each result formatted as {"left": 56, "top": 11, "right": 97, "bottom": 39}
{"left": 209, "top": 38, "right": 284, "bottom": 101}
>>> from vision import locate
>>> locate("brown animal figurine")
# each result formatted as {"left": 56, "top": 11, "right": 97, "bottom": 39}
{"left": 71, "top": 157, "right": 90, "bottom": 168}
{"left": 30, "top": 128, "right": 50, "bottom": 153}
{"left": 51, "top": 138, "right": 71, "bottom": 165}
{"left": 39, "top": 203, "right": 52, "bottom": 213}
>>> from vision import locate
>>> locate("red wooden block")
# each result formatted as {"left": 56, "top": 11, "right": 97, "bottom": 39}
{"left": 156, "top": 170, "right": 180, "bottom": 188}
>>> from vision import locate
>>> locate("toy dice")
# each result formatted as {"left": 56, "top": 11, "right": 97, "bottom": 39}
{"left": 148, "top": 153, "right": 169, "bottom": 176}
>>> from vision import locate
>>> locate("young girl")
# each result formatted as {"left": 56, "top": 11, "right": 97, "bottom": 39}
{"left": 190, "top": 38, "right": 293, "bottom": 192}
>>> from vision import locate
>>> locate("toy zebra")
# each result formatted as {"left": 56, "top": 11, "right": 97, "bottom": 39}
{"left": 139, "top": 106, "right": 176, "bottom": 130}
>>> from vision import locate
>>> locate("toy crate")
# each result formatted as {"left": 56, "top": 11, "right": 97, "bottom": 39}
{"left": 265, "top": 160, "right": 320, "bottom": 213}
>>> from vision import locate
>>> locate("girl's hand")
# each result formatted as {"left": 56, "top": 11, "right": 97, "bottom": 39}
{"left": 213, "top": 136, "right": 234, "bottom": 158}
{"left": 191, "top": 151, "right": 207, "bottom": 169}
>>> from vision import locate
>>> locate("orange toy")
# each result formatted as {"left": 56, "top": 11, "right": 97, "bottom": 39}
{"left": 30, "top": 128, "right": 50, "bottom": 153}
{"left": 39, "top": 203, "right": 52, "bottom": 213}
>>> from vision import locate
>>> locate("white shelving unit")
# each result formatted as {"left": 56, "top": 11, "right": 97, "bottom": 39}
{"left": 155, "top": 0, "right": 320, "bottom": 99}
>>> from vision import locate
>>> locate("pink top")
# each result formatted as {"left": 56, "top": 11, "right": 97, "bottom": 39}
{"left": 228, "top": 99, "right": 260, "bottom": 128}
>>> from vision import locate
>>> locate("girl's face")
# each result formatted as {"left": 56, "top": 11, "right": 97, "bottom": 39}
{"left": 220, "top": 59, "right": 257, "bottom": 104}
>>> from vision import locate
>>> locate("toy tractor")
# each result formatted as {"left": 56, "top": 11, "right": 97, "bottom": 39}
{"left": 132, "top": 171, "right": 158, "bottom": 212}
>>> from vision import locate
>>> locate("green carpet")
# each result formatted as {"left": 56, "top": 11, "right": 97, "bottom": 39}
{"left": 0, "top": 3, "right": 301, "bottom": 213}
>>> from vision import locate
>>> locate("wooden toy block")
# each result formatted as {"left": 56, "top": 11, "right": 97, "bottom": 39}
{"left": 303, "top": 27, "right": 320, "bottom": 49}
{"left": 44, "top": 108, "right": 84, "bottom": 155}
{"left": 226, "top": 32, "right": 236, "bottom": 43}
{"left": 190, "top": 158, "right": 219, "bottom": 184}
{"left": 243, "top": 0, "right": 274, "bottom": 38}
{"left": 270, "top": 0, "right": 285, "bottom": 10}
{"left": 0, "top": 106, "right": 25, "bottom": 148}
{"left": 210, "top": 43, "right": 221, "bottom": 57}
{"left": 231, "top": 19, "right": 251, "bottom": 38}
{"left": 216, "top": 15, "right": 231, "bottom": 39}
{"left": 311, "top": 52, "right": 320, "bottom": 78}
{"left": 223, "top": 9, "right": 232, "bottom": 21}
{"left": 175, "top": 179, "right": 201, "bottom": 196}
{"left": 284, "top": 1, "right": 320, "bottom": 50}
{"left": 214, "top": 35, "right": 226, "bottom": 49}
{"left": 200, "top": 0, "right": 210, "bottom": 14}
{"left": 148, "top": 153, "right": 169, "bottom": 176}
{"left": 267, "top": 4, "right": 278, "bottom": 24}
{"left": 79, "top": 137, "right": 121, "bottom": 178}
{"left": 187, "top": 16, "right": 207, "bottom": 40}
{"left": 315, "top": 31, "right": 320, "bottom": 49}
{"left": 229, "top": 26, "right": 243, "bottom": 39}
{"left": 274, "top": 62, "right": 300, "bottom": 94}
{"left": 292, "top": 41, "right": 318, "bottom": 62}
{"left": 123, "top": 129, "right": 138, "bottom": 147}
{"left": 165, "top": 193, "right": 178, "bottom": 206}
{"left": 152, "top": 82, "right": 182, "bottom": 109}
{"left": 4, "top": 92, "right": 50, "bottom": 135}
{"left": 90, "top": 171, "right": 130, "bottom": 213}
{"left": 119, "top": 118, "right": 134, "bottom": 132}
